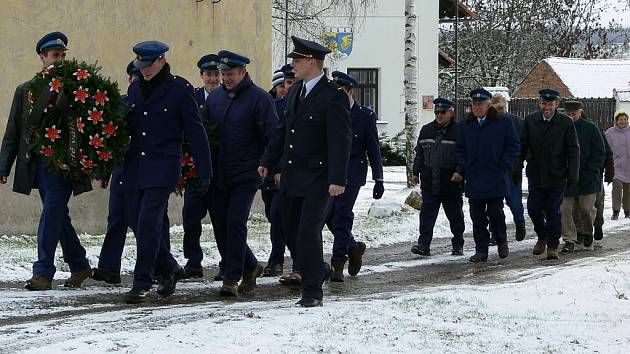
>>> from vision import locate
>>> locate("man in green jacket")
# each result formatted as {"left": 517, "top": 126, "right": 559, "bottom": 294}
{"left": 561, "top": 101, "right": 605, "bottom": 252}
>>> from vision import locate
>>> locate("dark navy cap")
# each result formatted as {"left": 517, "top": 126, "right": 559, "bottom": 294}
{"left": 287, "top": 36, "right": 331, "bottom": 60}
{"left": 469, "top": 88, "right": 492, "bottom": 101}
{"left": 281, "top": 63, "right": 295, "bottom": 78}
{"left": 564, "top": 100, "right": 583, "bottom": 111}
{"left": 36, "top": 32, "right": 68, "bottom": 54}
{"left": 126, "top": 60, "right": 140, "bottom": 76}
{"left": 433, "top": 97, "right": 455, "bottom": 112}
{"left": 217, "top": 50, "right": 250, "bottom": 70}
{"left": 331, "top": 71, "right": 358, "bottom": 88}
{"left": 539, "top": 88, "right": 561, "bottom": 101}
{"left": 197, "top": 54, "right": 219, "bottom": 70}
{"left": 132, "top": 40, "right": 169, "bottom": 69}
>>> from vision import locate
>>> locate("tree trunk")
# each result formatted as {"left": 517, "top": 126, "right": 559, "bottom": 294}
{"left": 404, "top": 0, "right": 418, "bottom": 187}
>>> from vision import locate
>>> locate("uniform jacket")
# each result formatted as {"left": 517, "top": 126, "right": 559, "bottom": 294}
{"left": 606, "top": 124, "right": 630, "bottom": 183}
{"left": 564, "top": 117, "right": 605, "bottom": 197}
{"left": 413, "top": 119, "right": 462, "bottom": 195}
{"left": 260, "top": 96, "right": 288, "bottom": 192}
{"left": 456, "top": 106, "right": 520, "bottom": 199}
{"left": 261, "top": 75, "right": 352, "bottom": 197}
{"left": 123, "top": 67, "right": 212, "bottom": 190}
{"left": 347, "top": 102, "right": 383, "bottom": 187}
{"left": 205, "top": 73, "right": 277, "bottom": 189}
{"left": 518, "top": 110, "right": 580, "bottom": 188}
{"left": 0, "top": 81, "right": 92, "bottom": 196}
{"left": 194, "top": 87, "right": 206, "bottom": 107}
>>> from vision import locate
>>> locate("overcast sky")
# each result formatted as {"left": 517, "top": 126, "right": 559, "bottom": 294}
{"left": 601, "top": 0, "right": 630, "bottom": 27}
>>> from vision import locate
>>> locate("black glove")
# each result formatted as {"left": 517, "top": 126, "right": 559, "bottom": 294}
{"left": 511, "top": 170, "right": 522, "bottom": 185}
{"left": 189, "top": 177, "right": 211, "bottom": 195}
{"left": 373, "top": 180, "right": 384, "bottom": 199}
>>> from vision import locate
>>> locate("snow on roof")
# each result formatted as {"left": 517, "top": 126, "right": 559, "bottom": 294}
{"left": 545, "top": 57, "right": 630, "bottom": 98}
{"left": 614, "top": 87, "right": 630, "bottom": 102}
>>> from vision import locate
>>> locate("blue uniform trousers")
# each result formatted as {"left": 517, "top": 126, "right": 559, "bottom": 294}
{"left": 33, "top": 159, "right": 90, "bottom": 280}
{"left": 527, "top": 185, "right": 565, "bottom": 248}
{"left": 182, "top": 186, "right": 214, "bottom": 269}
{"left": 262, "top": 189, "right": 286, "bottom": 266}
{"left": 125, "top": 187, "right": 177, "bottom": 290}
{"left": 469, "top": 198, "right": 507, "bottom": 253}
{"left": 213, "top": 184, "right": 258, "bottom": 281}
{"left": 418, "top": 191, "right": 465, "bottom": 249}
{"left": 326, "top": 186, "right": 361, "bottom": 262}
{"left": 281, "top": 193, "right": 331, "bottom": 301}
{"left": 505, "top": 180, "right": 525, "bottom": 224}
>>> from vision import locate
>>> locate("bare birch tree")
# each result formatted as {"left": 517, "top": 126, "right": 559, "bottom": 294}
{"left": 404, "top": 0, "right": 418, "bottom": 187}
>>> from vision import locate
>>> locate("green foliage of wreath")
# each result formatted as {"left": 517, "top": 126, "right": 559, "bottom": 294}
{"left": 26, "top": 59, "right": 129, "bottom": 178}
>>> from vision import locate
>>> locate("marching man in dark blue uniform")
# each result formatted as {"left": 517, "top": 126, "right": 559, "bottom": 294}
{"left": 259, "top": 36, "right": 352, "bottom": 307}
{"left": 455, "top": 88, "right": 519, "bottom": 262}
{"left": 180, "top": 53, "right": 221, "bottom": 280}
{"left": 325, "top": 71, "right": 384, "bottom": 282}
{"left": 411, "top": 98, "right": 465, "bottom": 257}
{"left": 122, "top": 41, "right": 212, "bottom": 303}
{"left": 205, "top": 50, "right": 277, "bottom": 296}
{"left": 0, "top": 32, "right": 93, "bottom": 291}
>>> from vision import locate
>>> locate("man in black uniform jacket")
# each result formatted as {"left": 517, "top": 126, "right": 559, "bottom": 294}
{"left": 259, "top": 36, "right": 352, "bottom": 307}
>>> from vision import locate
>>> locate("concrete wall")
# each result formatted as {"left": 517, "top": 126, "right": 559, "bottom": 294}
{"left": 0, "top": 0, "right": 271, "bottom": 235}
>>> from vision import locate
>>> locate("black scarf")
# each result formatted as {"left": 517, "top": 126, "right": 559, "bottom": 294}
{"left": 139, "top": 63, "right": 171, "bottom": 100}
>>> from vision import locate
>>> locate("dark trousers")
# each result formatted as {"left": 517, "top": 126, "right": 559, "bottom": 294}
{"left": 33, "top": 159, "right": 89, "bottom": 280}
{"left": 182, "top": 185, "right": 214, "bottom": 269}
{"left": 262, "top": 189, "right": 286, "bottom": 265}
{"left": 213, "top": 185, "right": 257, "bottom": 281}
{"left": 125, "top": 187, "right": 178, "bottom": 290}
{"left": 418, "top": 191, "right": 465, "bottom": 249}
{"left": 281, "top": 193, "right": 331, "bottom": 301}
{"left": 594, "top": 183, "right": 605, "bottom": 228}
{"left": 326, "top": 186, "right": 361, "bottom": 261}
{"left": 469, "top": 198, "right": 506, "bottom": 254}
{"left": 527, "top": 185, "right": 565, "bottom": 248}
{"left": 505, "top": 180, "right": 525, "bottom": 224}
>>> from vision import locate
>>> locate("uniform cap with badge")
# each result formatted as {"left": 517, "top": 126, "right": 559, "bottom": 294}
{"left": 287, "top": 36, "right": 331, "bottom": 60}
{"left": 539, "top": 88, "right": 561, "bottom": 101}
{"left": 36, "top": 32, "right": 68, "bottom": 54}
{"left": 469, "top": 88, "right": 492, "bottom": 101}
{"left": 433, "top": 97, "right": 455, "bottom": 113}
{"left": 217, "top": 50, "right": 250, "bottom": 70}
{"left": 133, "top": 40, "right": 169, "bottom": 69}
{"left": 331, "top": 71, "right": 358, "bottom": 88}
{"left": 197, "top": 53, "right": 219, "bottom": 70}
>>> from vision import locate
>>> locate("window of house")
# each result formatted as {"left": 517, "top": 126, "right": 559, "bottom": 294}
{"left": 347, "top": 68, "right": 379, "bottom": 116}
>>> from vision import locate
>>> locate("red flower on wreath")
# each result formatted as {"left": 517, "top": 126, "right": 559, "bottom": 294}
{"left": 44, "top": 125, "right": 61, "bottom": 141}
{"left": 93, "top": 89, "right": 109, "bottom": 106}
{"left": 182, "top": 153, "right": 194, "bottom": 166}
{"left": 49, "top": 79, "right": 62, "bottom": 93}
{"left": 88, "top": 108, "right": 103, "bottom": 125}
{"left": 102, "top": 121, "right": 118, "bottom": 137}
{"left": 97, "top": 150, "right": 113, "bottom": 161}
{"left": 81, "top": 159, "right": 97, "bottom": 169}
{"left": 73, "top": 86, "right": 89, "bottom": 103}
{"left": 88, "top": 134, "right": 104, "bottom": 148}
{"left": 73, "top": 69, "right": 90, "bottom": 80}
{"left": 76, "top": 117, "right": 85, "bottom": 133}
{"left": 40, "top": 145, "right": 53, "bottom": 157}
{"left": 27, "top": 90, "right": 34, "bottom": 105}
{"left": 188, "top": 167, "right": 197, "bottom": 178}
{"left": 41, "top": 64, "right": 54, "bottom": 78}
{"left": 78, "top": 149, "right": 88, "bottom": 161}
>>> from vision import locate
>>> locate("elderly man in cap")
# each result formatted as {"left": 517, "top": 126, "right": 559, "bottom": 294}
{"left": 454, "top": 88, "right": 520, "bottom": 262}
{"left": 259, "top": 36, "right": 351, "bottom": 307}
{"left": 324, "top": 71, "right": 383, "bottom": 282}
{"left": 411, "top": 97, "right": 465, "bottom": 257}
{"left": 204, "top": 50, "right": 277, "bottom": 296}
{"left": 560, "top": 101, "right": 605, "bottom": 252}
{"left": 179, "top": 53, "right": 221, "bottom": 280}
{"left": 122, "top": 40, "right": 212, "bottom": 303}
{"left": 516, "top": 89, "right": 580, "bottom": 259}
{"left": 0, "top": 32, "right": 93, "bottom": 291}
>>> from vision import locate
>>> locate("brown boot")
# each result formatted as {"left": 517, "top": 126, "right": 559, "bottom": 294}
{"left": 533, "top": 239, "right": 547, "bottom": 255}
{"left": 547, "top": 247, "right": 559, "bottom": 260}
{"left": 220, "top": 279, "right": 239, "bottom": 297}
{"left": 348, "top": 241, "right": 366, "bottom": 276}
{"left": 238, "top": 263, "right": 263, "bottom": 294}
{"left": 331, "top": 259, "right": 345, "bottom": 282}
{"left": 64, "top": 267, "right": 93, "bottom": 288}
{"left": 24, "top": 276, "right": 52, "bottom": 291}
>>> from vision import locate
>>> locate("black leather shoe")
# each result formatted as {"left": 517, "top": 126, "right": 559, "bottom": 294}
{"left": 488, "top": 237, "right": 498, "bottom": 246}
{"left": 157, "top": 265, "right": 184, "bottom": 298}
{"left": 262, "top": 263, "right": 283, "bottom": 277}
{"left": 348, "top": 241, "right": 366, "bottom": 276}
{"left": 411, "top": 245, "right": 430, "bottom": 256}
{"left": 451, "top": 246, "right": 464, "bottom": 256}
{"left": 297, "top": 297, "right": 323, "bottom": 307}
{"left": 124, "top": 288, "right": 148, "bottom": 304}
{"left": 582, "top": 233, "right": 594, "bottom": 248}
{"left": 92, "top": 267, "right": 122, "bottom": 284}
{"left": 515, "top": 222, "right": 526, "bottom": 241}
{"left": 469, "top": 253, "right": 488, "bottom": 263}
{"left": 181, "top": 266, "right": 204, "bottom": 279}
{"left": 498, "top": 242, "right": 509, "bottom": 259}
{"left": 593, "top": 226, "right": 603, "bottom": 241}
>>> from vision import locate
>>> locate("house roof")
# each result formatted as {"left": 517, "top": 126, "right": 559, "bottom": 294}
{"left": 439, "top": 0, "right": 475, "bottom": 20}
{"left": 544, "top": 57, "right": 630, "bottom": 98}
{"left": 614, "top": 87, "right": 630, "bottom": 102}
